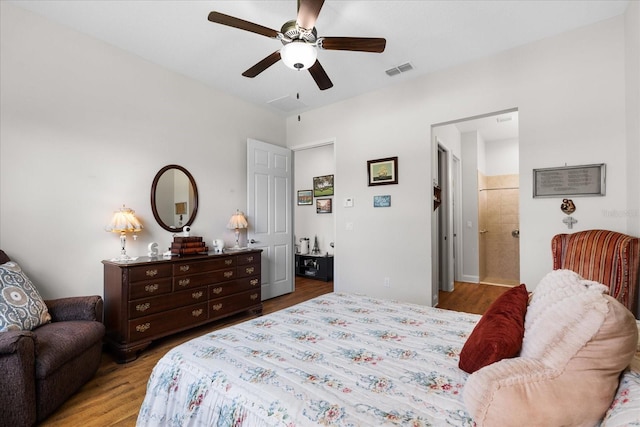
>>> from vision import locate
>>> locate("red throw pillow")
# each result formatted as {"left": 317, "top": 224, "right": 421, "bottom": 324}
{"left": 458, "top": 284, "right": 529, "bottom": 374}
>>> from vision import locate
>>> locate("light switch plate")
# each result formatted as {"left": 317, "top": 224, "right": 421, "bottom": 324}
{"left": 344, "top": 197, "right": 354, "bottom": 207}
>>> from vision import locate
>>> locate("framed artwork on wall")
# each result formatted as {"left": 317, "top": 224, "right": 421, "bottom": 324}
{"left": 297, "top": 190, "right": 313, "bottom": 205}
{"left": 373, "top": 195, "right": 391, "bottom": 207}
{"left": 367, "top": 157, "right": 398, "bottom": 186}
{"left": 313, "top": 175, "right": 334, "bottom": 197}
{"left": 532, "top": 163, "right": 606, "bottom": 198}
{"left": 316, "top": 198, "right": 332, "bottom": 214}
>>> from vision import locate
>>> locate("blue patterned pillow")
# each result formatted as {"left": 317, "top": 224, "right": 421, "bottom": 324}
{"left": 0, "top": 261, "right": 51, "bottom": 331}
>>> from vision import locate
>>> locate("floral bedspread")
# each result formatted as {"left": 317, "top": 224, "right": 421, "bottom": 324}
{"left": 137, "top": 292, "right": 479, "bottom": 426}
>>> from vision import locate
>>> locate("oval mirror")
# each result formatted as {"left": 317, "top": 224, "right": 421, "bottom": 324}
{"left": 151, "top": 165, "right": 199, "bottom": 232}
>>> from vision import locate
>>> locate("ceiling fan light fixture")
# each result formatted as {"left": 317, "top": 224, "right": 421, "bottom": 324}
{"left": 281, "top": 41, "right": 317, "bottom": 70}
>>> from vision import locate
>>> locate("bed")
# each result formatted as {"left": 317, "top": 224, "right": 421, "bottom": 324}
{"left": 137, "top": 289, "right": 640, "bottom": 426}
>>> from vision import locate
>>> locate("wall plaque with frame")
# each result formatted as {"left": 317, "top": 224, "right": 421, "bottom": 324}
{"left": 316, "top": 198, "right": 332, "bottom": 214}
{"left": 367, "top": 156, "right": 398, "bottom": 186}
{"left": 297, "top": 190, "right": 313, "bottom": 205}
{"left": 533, "top": 163, "right": 605, "bottom": 198}
{"left": 313, "top": 175, "right": 334, "bottom": 197}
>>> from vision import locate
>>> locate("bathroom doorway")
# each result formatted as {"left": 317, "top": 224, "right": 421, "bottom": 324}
{"left": 432, "top": 109, "right": 519, "bottom": 289}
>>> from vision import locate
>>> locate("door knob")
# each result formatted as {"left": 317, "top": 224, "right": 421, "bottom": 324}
{"left": 511, "top": 229, "right": 520, "bottom": 238}
{"left": 249, "top": 239, "right": 257, "bottom": 244}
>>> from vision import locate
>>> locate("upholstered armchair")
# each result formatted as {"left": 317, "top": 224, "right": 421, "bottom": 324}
{"left": 551, "top": 229, "right": 640, "bottom": 317}
{"left": 0, "top": 250, "right": 105, "bottom": 426}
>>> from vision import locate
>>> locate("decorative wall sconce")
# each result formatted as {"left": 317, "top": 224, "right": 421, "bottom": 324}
{"left": 561, "top": 199, "right": 576, "bottom": 215}
{"left": 561, "top": 199, "right": 577, "bottom": 229}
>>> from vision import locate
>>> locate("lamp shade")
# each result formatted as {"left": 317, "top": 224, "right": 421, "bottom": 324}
{"left": 280, "top": 41, "right": 317, "bottom": 71}
{"left": 227, "top": 210, "right": 248, "bottom": 230}
{"left": 105, "top": 206, "right": 143, "bottom": 233}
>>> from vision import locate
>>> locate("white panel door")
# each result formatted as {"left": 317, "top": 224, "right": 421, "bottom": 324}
{"left": 247, "top": 138, "right": 293, "bottom": 300}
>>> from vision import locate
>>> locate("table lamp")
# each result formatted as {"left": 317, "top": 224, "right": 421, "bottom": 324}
{"left": 105, "top": 205, "right": 143, "bottom": 260}
{"left": 227, "top": 209, "right": 248, "bottom": 249}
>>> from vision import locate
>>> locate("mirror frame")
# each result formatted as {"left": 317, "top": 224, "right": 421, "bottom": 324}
{"left": 151, "top": 164, "right": 199, "bottom": 232}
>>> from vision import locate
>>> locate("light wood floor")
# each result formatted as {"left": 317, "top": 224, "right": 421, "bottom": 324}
{"left": 40, "top": 279, "right": 507, "bottom": 426}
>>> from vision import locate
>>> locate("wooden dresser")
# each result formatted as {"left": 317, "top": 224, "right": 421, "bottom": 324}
{"left": 102, "top": 249, "right": 262, "bottom": 363}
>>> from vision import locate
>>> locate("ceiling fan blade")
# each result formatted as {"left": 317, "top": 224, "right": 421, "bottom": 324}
{"left": 297, "top": 0, "right": 325, "bottom": 31}
{"left": 242, "top": 51, "right": 282, "bottom": 78}
{"left": 208, "top": 11, "right": 279, "bottom": 38}
{"left": 319, "top": 37, "right": 386, "bottom": 53}
{"left": 308, "top": 60, "right": 333, "bottom": 90}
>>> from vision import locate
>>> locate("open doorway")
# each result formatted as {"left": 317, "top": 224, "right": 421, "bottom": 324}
{"left": 291, "top": 141, "right": 336, "bottom": 289}
{"left": 432, "top": 109, "right": 519, "bottom": 293}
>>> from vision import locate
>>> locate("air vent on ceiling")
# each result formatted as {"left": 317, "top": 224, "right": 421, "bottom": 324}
{"left": 267, "top": 94, "right": 307, "bottom": 112}
{"left": 385, "top": 62, "right": 414, "bottom": 77}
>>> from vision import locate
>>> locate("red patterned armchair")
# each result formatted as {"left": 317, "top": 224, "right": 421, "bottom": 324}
{"left": 552, "top": 229, "right": 640, "bottom": 317}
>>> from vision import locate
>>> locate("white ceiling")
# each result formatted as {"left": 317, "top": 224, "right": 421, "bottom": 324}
{"left": 9, "top": 1, "right": 629, "bottom": 117}
{"left": 453, "top": 110, "right": 519, "bottom": 142}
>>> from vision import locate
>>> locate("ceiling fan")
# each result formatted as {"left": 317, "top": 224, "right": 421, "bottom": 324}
{"left": 207, "top": 0, "right": 386, "bottom": 90}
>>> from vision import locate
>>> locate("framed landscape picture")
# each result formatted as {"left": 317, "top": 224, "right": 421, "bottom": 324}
{"left": 316, "top": 198, "right": 332, "bottom": 214}
{"left": 367, "top": 157, "right": 398, "bottom": 186}
{"left": 297, "top": 190, "right": 313, "bottom": 205}
{"left": 313, "top": 175, "right": 334, "bottom": 197}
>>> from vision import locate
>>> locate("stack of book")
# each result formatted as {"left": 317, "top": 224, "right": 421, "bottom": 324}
{"left": 170, "top": 236, "right": 208, "bottom": 256}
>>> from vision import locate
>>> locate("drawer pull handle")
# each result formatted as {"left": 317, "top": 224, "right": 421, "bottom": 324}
{"left": 146, "top": 269, "right": 158, "bottom": 277}
{"left": 192, "top": 308, "right": 204, "bottom": 317}
{"left": 250, "top": 279, "right": 259, "bottom": 286}
{"left": 212, "top": 287, "right": 223, "bottom": 294}
{"left": 250, "top": 293, "right": 259, "bottom": 300}
{"left": 136, "top": 323, "right": 151, "bottom": 333}
{"left": 224, "top": 271, "right": 233, "bottom": 278}
{"left": 145, "top": 284, "right": 159, "bottom": 293}
{"left": 245, "top": 266, "right": 255, "bottom": 274}
{"left": 192, "top": 291, "right": 204, "bottom": 299}
{"left": 178, "top": 278, "right": 191, "bottom": 287}
{"left": 136, "top": 303, "right": 151, "bottom": 312}
{"left": 225, "top": 259, "right": 233, "bottom": 265}
{"left": 179, "top": 265, "right": 190, "bottom": 272}
{"left": 212, "top": 303, "right": 223, "bottom": 311}
{"left": 246, "top": 256, "right": 254, "bottom": 262}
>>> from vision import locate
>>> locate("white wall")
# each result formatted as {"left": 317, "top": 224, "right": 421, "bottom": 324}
{"left": 461, "top": 132, "right": 481, "bottom": 283}
{"left": 287, "top": 15, "right": 630, "bottom": 305}
{"left": 485, "top": 139, "right": 519, "bottom": 176}
{"left": 626, "top": 1, "right": 640, "bottom": 235}
{"left": 1, "top": 4, "right": 636, "bottom": 306}
{"left": 293, "top": 143, "right": 335, "bottom": 254}
{"left": 0, "top": 3, "right": 286, "bottom": 299}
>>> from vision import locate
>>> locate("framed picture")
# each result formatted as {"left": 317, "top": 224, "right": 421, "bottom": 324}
{"left": 367, "top": 157, "right": 398, "bottom": 186}
{"left": 297, "top": 190, "right": 313, "bottom": 205}
{"left": 533, "top": 163, "right": 606, "bottom": 198}
{"left": 313, "top": 175, "right": 334, "bottom": 197}
{"left": 316, "top": 198, "right": 332, "bottom": 214}
{"left": 175, "top": 202, "right": 187, "bottom": 214}
{"left": 373, "top": 195, "right": 391, "bottom": 207}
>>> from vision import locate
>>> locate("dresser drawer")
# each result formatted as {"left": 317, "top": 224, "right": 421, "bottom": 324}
{"left": 236, "top": 253, "right": 260, "bottom": 266}
{"left": 173, "top": 257, "right": 235, "bottom": 276}
{"left": 128, "top": 302, "right": 208, "bottom": 341}
{"left": 129, "top": 278, "right": 172, "bottom": 300}
{"left": 129, "top": 286, "right": 208, "bottom": 319}
{"left": 236, "top": 263, "right": 260, "bottom": 278}
{"left": 173, "top": 269, "right": 235, "bottom": 290}
{"left": 210, "top": 289, "right": 261, "bottom": 319}
{"left": 208, "top": 276, "right": 261, "bottom": 299}
{"left": 129, "top": 264, "right": 173, "bottom": 282}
